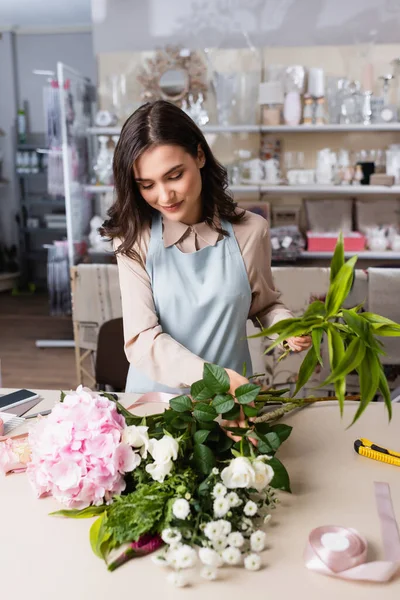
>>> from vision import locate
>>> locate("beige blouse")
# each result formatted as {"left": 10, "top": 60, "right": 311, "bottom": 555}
{"left": 115, "top": 210, "right": 293, "bottom": 389}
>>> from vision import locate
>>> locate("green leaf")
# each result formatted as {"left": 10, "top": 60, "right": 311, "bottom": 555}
{"left": 222, "top": 404, "right": 241, "bottom": 421}
{"left": 60, "top": 390, "right": 66, "bottom": 402}
{"left": 262, "top": 431, "right": 281, "bottom": 451}
{"left": 243, "top": 404, "right": 259, "bottom": 418}
{"left": 216, "top": 435, "right": 234, "bottom": 453}
{"left": 193, "top": 443, "right": 216, "bottom": 475}
{"left": 303, "top": 300, "right": 326, "bottom": 319}
{"left": 190, "top": 380, "right": 213, "bottom": 401}
{"left": 351, "top": 348, "right": 381, "bottom": 425}
{"left": 194, "top": 429, "right": 211, "bottom": 444}
{"left": 90, "top": 514, "right": 111, "bottom": 559}
{"left": 378, "top": 368, "right": 392, "bottom": 421}
{"left": 268, "top": 424, "right": 293, "bottom": 444}
{"left": 171, "top": 416, "right": 192, "bottom": 430}
{"left": 193, "top": 403, "right": 217, "bottom": 422}
{"left": 224, "top": 426, "right": 250, "bottom": 436}
{"left": 330, "top": 232, "right": 344, "bottom": 282}
{"left": 342, "top": 309, "right": 371, "bottom": 344}
{"left": 50, "top": 505, "right": 106, "bottom": 518}
{"left": 203, "top": 363, "right": 230, "bottom": 394}
{"left": 294, "top": 346, "right": 318, "bottom": 396}
{"left": 327, "top": 325, "right": 346, "bottom": 415}
{"left": 264, "top": 321, "right": 319, "bottom": 354}
{"left": 169, "top": 395, "right": 193, "bottom": 413}
{"left": 268, "top": 457, "right": 291, "bottom": 493}
{"left": 320, "top": 336, "right": 366, "bottom": 387}
{"left": 248, "top": 318, "right": 302, "bottom": 339}
{"left": 311, "top": 328, "right": 324, "bottom": 366}
{"left": 242, "top": 362, "right": 247, "bottom": 377}
{"left": 325, "top": 256, "right": 357, "bottom": 317}
{"left": 235, "top": 383, "right": 261, "bottom": 404}
{"left": 212, "top": 394, "right": 235, "bottom": 414}
{"left": 360, "top": 312, "right": 400, "bottom": 327}
{"left": 373, "top": 325, "right": 400, "bottom": 337}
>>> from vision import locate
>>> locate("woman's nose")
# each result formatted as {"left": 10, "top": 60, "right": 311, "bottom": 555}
{"left": 158, "top": 184, "right": 174, "bottom": 205}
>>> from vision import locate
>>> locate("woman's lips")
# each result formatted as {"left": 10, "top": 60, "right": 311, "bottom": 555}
{"left": 161, "top": 201, "right": 183, "bottom": 212}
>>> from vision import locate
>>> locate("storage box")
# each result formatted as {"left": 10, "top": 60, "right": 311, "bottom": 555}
{"left": 307, "top": 231, "right": 366, "bottom": 252}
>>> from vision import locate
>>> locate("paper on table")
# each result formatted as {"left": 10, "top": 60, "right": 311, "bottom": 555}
{"left": 0, "top": 412, "right": 25, "bottom": 435}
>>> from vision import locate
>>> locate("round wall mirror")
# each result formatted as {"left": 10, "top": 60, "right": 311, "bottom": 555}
{"left": 159, "top": 69, "right": 189, "bottom": 101}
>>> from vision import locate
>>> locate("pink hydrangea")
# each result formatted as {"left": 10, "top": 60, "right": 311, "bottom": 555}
{"left": 27, "top": 386, "right": 139, "bottom": 509}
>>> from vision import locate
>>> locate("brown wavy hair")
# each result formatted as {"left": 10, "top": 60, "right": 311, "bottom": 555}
{"left": 100, "top": 100, "right": 245, "bottom": 261}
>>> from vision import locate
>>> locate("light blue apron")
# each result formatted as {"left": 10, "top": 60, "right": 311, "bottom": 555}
{"left": 125, "top": 213, "right": 252, "bottom": 393}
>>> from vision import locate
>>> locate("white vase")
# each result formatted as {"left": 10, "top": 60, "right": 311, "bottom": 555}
{"left": 284, "top": 91, "right": 302, "bottom": 126}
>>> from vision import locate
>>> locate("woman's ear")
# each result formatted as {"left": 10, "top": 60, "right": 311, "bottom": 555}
{"left": 197, "top": 144, "right": 206, "bottom": 168}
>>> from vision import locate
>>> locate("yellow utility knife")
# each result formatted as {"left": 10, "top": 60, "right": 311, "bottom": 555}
{"left": 354, "top": 438, "right": 400, "bottom": 467}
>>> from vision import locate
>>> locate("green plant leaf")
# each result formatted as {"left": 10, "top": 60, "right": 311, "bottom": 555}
{"left": 268, "top": 424, "right": 293, "bottom": 444}
{"left": 194, "top": 429, "right": 211, "bottom": 444}
{"left": 50, "top": 506, "right": 106, "bottom": 518}
{"left": 294, "top": 346, "right": 318, "bottom": 396}
{"left": 203, "top": 363, "right": 230, "bottom": 394}
{"left": 216, "top": 434, "right": 234, "bottom": 453}
{"left": 325, "top": 256, "right": 357, "bottom": 317}
{"left": 360, "top": 312, "right": 400, "bottom": 327}
{"left": 268, "top": 457, "right": 291, "bottom": 492}
{"left": 243, "top": 404, "right": 259, "bottom": 418}
{"left": 196, "top": 420, "right": 218, "bottom": 431}
{"left": 212, "top": 394, "right": 235, "bottom": 414}
{"left": 171, "top": 415, "right": 192, "bottom": 430}
{"left": 372, "top": 325, "right": 400, "bottom": 337}
{"left": 169, "top": 395, "right": 193, "bottom": 413}
{"left": 90, "top": 514, "right": 111, "bottom": 559}
{"left": 327, "top": 325, "right": 346, "bottom": 415}
{"left": 312, "top": 328, "right": 324, "bottom": 366}
{"left": 224, "top": 426, "right": 250, "bottom": 436}
{"left": 351, "top": 348, "right": 381, "bottom": 425}
{"left": 264, "top": 321, "right": 320, "bottom": 354}
{"left": 242, "top": 362, "right": 247, "bottom": 377}
{"left": 193, "top": 403, "right": 217, "bottom": 422}
{"left": 222, "top": 404, "right": 241, "bottom": 421}
{"left": 303, "top": 300, "right": 326, "bottom": 319}
{"left": 190, "top": 379, "right": 213, "bottom": 401}
{"left": 193, "top": 443, "right": 216, "bottom": 475}
{"left": 320, "top": 336, "right": 366, "bottom": 387}
{"left": 235, "top": 383, "right": 261, "bottom": 404}
{"left": 378, "top": 368, "right": 392, "bottom": 421}
{"left": 330, "top": 232, "right": 344, "bottom": 282}
{"left": 248, "top": 318, "right": 302, "bottom": 339}
{"left": 263, "top": 431, "right": 281, "bottom": 451}
{"left": 60, "top": 390, "right": 66, "bottom": 402}
{"left": 342, "top": 309, "right": 371, "bottom": 344}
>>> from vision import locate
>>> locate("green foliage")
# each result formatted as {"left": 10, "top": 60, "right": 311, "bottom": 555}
{"left": 255, "top": 235, "right": 399, "bottom": 424}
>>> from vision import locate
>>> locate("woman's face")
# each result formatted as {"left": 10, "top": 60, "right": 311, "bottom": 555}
{"left": 133, "top": 144, "right": 205, "bottom": 225}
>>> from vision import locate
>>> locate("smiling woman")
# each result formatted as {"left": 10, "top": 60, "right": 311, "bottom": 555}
{"left": 101, "top": 100, "right": 310, "bottom": 395}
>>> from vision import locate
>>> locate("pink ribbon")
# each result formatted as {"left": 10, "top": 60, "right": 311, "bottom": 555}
{"left": 305, "top": 482, "right": 400, "bottom": 582}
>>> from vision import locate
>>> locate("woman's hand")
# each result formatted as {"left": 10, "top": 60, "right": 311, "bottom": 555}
{"left": 224, "top": 368, "right": 249, "bottom": 396}
{"left": 0, "top": 418, "right": 4, "bottom": 437}
{"left": 285, "top": 335, "right": 312, "bottom": 353}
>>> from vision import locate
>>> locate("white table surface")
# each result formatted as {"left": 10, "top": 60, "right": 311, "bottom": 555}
{"left": 1, "top": 389, "right": 400, "bottom": 600}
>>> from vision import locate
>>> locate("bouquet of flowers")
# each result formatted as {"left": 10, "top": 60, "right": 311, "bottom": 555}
{"left": 23, "top": 364, "right": 292, "bottom": 585}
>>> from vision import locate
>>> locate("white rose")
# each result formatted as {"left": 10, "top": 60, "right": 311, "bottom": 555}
{"left": 252, "top": 459, "right": 274, "bottom": 492}
{"left": 221, "top": 457, "right": 255, "bottom": 489}
{"left": 146, "top": 459, "right": 173, "bottom": 482}
{"left": 148, "top": 436, "right": 179, "bottom": 464}
{"left": 122, "top": 425, "right": 149, "bottom": 457}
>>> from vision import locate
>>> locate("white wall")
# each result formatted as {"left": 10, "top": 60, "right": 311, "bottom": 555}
{"left": 92, "top": 0, "right": 400, "bottom": 53}
{"left": 15, "top": 32, "right": 96, "bottom": 133}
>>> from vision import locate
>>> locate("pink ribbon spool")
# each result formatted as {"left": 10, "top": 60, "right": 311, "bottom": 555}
{"left": 305, "top": 483, "right": 400, "bottom": 583}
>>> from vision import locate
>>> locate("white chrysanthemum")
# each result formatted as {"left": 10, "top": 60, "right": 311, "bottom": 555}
{"left": 151, "top": 552, "right": 168, "bottom": 567}
{"left": 161, "top": 528, "right": 182, "bottom": 545}
{"left": 204, "top": 521, "right": 223, "bottom": 540}
{"left": 172, "top": 498, "right": 191, "bottom": 520}
{"left": 250, "top": 530, "right": 266, "bottom": 552}
{"left": 199, "top": 547, "right": 223, "bottom": 568}
{"left": 212, "top": 483, "right": 227, "bottom": 498}
{"left": 244, "top": 553, "right": 262, "bottom": 571}
{"left": 213, "top": 497, "right": 230, "bottom": 518}
{"left": 227, "top": 531, "right": 244, "bottom": 548}
{"left": 222, "top": 546, "right": 242, "bottom": 565}
{"left": 174, "top": 544, "right": 197, "bottom": 569}
{"left": 226, "top": 491, "right": 241, "bottom": 507}
{"left": 167, "top": 571, "right": 190, "bottom": 587}
{"left": 241, "top": 517, "right": 254, "bottom": 532}
{"left": 201, "top": 566, "right": 218, "bottom": 580}
{"left": 212, "top": 467, "right": 219, "bottom": 475}
{"left": 212, "top": 537, "right": 228, "bottom": 552}
{"left": 216, "top": 519, "right": 232, "bottom": 536}
{"left": 244, "top": 500, "right": 258, "bottom": 517}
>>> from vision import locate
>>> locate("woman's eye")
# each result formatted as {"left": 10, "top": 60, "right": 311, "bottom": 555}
{"left": 169, "top": 172, "right": 183, "bottom": 181}
{"left": 141, "top": 183, "right": 154, "bottom": 190}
